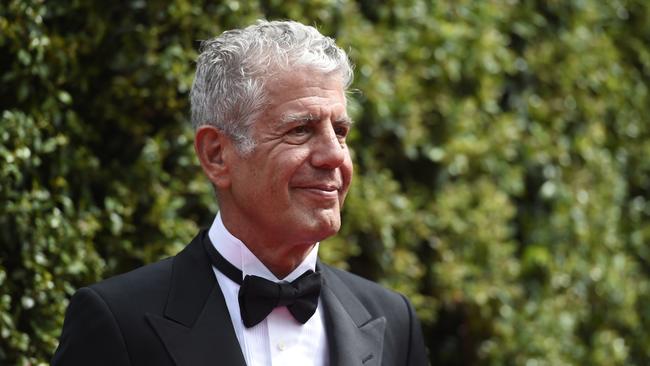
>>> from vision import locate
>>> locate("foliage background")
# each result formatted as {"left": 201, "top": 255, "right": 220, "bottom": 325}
{"left": 2, "top": 0, "right": 650, "bottom": 364}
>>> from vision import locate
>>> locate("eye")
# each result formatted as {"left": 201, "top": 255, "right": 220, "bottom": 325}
{"left": 334, "top": 125, "right": 349, "bottom": 137}
{"left": 289, "top": 125, "right": 311, "bottom": 135}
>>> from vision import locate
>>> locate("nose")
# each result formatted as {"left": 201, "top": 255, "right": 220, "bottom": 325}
{"left": 310, "top": 124, "right": 346, "bottom": 169}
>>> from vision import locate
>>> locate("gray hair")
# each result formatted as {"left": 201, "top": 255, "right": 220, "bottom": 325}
{"left": 190, "top": 19, "right": 353, "bottom": 153}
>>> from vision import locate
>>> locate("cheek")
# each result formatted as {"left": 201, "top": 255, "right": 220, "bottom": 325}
{"left": 338, "top": 156, "right": 353, "bottom": 203}
{"left": 342, "top": 153, "right": 353, "bottom": 186}
{"left": 282, "top": 150, "right": 312, "bottom": 179}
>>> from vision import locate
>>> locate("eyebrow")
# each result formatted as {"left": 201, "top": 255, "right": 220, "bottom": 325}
{"left": 280, "top": 112, "right": 353, "bottom": 126}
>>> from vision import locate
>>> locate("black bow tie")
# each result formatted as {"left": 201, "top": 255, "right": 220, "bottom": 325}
{"left": 204, "top": 239, "right": 322, "bottom": 328}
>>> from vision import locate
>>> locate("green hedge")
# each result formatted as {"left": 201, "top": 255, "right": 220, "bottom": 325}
{"left": 2, "top": 1, "right": 650, "bottom": 364}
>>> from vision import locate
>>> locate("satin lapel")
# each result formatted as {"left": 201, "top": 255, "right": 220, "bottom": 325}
{"left": 146, "top": 231, "right": 245, "bottom": 366}
{"left": 320, "top": 264, "right": 386, "bottom": 366}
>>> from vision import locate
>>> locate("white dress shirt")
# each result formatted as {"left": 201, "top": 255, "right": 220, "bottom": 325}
{"left": 208, "top": 212, "right": 329, "bottom": 366}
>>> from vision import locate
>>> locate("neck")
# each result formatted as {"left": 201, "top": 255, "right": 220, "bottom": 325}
{"left": 247, "top": 242, "right": 316, "bottom": 279}
{"left": 219, "top": 212, "right": 317, "bottom": 279}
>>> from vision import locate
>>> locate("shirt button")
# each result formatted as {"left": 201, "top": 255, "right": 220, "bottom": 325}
{"left": 277, "top": 342, "right": 286, "bottom": 351}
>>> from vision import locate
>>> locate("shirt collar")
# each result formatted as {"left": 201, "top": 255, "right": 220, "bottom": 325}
{"left": 208, "top": 212, "right": 319, "bottom": 283}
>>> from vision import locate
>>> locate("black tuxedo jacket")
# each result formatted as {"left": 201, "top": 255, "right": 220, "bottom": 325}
{"left": 52, "top": 231, "right": 428, "bottom": 365}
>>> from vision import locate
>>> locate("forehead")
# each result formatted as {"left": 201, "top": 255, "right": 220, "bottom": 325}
{"left": 262, "top": 70, "right": 348, "bottom": 121}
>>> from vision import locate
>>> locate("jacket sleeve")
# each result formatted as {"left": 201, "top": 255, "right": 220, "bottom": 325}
{"left": 52, "top": 287, "right": 132, "bottom": 366}
{"left": 400, "top": 294, "right": 429, "bottom": 366}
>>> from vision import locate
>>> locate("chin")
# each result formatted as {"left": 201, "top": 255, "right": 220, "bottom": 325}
{"left": 295, "top": 217, "right": 340, "bottom": 243}
{"left": 312, "top": 219, "right": 341, "bottom": 241}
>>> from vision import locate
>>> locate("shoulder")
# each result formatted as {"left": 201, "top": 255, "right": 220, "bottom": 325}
{"left": 320, "top": 263, "right": 393, "bottom": 293}
{"left": 319, "top": 263, "right": 428, "bottom": 365}
{"left": 53, "top": 258, "right": 175, "bottom": 365}
{"left": 319, "top": 263, "right": 411, "bottom": 315}
{"left": 63, "top": 256, "right": 177, "bottom": 326}
{"left": 89, "top": 257, "right": 174, "bottom": 305}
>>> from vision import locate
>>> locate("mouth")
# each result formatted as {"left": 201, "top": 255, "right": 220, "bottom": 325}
{"left": 294, "top": 183, "right": 341, "bottom": 199}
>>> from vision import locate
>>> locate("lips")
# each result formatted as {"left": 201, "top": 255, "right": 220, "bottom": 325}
{"left": 293, "top": 183, "right": 341, "bottom": 199}
{"left": 308, "top": 184, "right": 339, "bottom": 191}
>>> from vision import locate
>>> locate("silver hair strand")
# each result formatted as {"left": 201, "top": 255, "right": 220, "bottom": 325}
{"left": 190, "top": 19, "right": 353, "bottom": 154}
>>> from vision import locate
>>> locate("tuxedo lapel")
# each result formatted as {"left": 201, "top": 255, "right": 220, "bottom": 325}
{"left": 144, "top": 231, "right": 386, "bottom": 366}
{"left": 320, "top": 264, "right": 386, "bottom": 366}
{"left": 146, "top": 231, "right": 246, "bottom": 366}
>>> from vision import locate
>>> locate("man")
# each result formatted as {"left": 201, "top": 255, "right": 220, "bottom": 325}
{"left": 53, "top": 20, "right": 427, "bottom": 366}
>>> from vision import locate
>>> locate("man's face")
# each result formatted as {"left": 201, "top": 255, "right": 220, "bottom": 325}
{"left": 223, "top": 69, "right": 353, "bottom": 248}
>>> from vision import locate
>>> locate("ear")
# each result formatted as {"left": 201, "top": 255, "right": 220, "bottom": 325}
{"left": 194, "top": 125, "right": 234, "bottom": 189}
